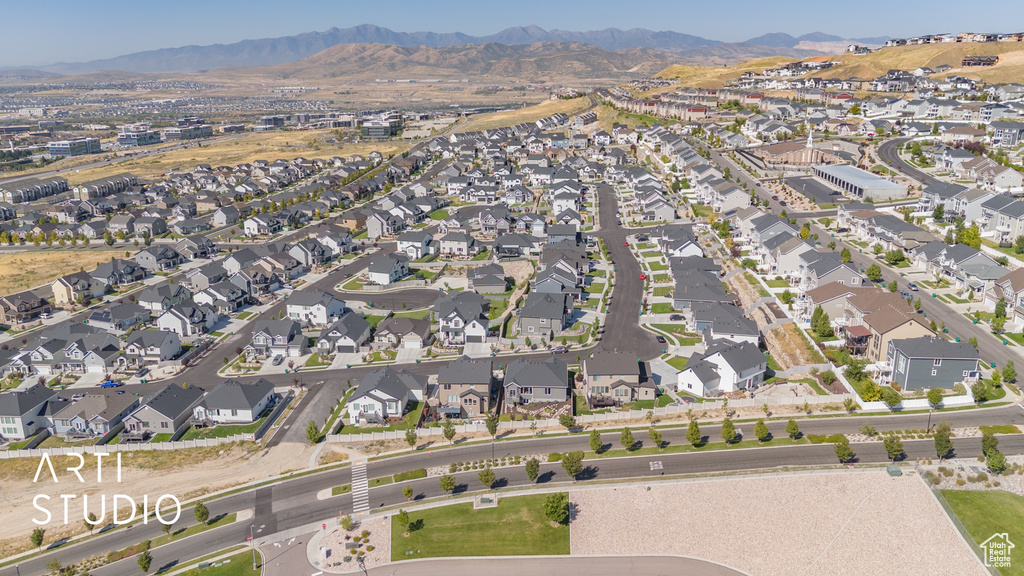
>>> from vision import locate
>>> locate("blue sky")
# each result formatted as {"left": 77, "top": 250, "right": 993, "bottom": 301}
{"left": 2, "top": 0, "right": 1021, "bottom": 67}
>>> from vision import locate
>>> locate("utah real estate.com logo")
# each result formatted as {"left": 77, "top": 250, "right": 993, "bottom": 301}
{"left": 981, "top": 533, "right": 1014, "bottom": 569}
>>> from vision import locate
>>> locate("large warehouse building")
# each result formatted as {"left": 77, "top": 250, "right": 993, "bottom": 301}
{"left": 813, "top": 164, "right": 908, "bottom": 202}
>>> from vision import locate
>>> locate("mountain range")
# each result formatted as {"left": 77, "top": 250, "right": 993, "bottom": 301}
{"left": 29, "top": 24, "right": 888, "bottom": 75}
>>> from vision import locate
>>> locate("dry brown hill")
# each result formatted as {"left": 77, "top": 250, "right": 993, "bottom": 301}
{"left": 221, "top": 42, "right": 680, "bottom": 81}
{"left": 812, "top": 42, "right": 1024, "bottom": 83}
{"left": 655, "top": 57, "right": 797, "bottom": 88}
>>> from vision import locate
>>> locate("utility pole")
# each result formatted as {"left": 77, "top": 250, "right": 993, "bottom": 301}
{"left": 250, "top": 525, "right": 257, "bottom": 570}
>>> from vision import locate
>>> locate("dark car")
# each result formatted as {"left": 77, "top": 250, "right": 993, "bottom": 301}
{"left": 552, "top": 345, "right": 568, "bottom": 354}
{"left": 669, "top": 314, "right": 684, "bottom": 321}
{"left": 779, "top": 200, "right": 787, "bottom": 206}
{"left": 272, "top": 355, "right": 284, "bottom": 366}
{"left": 655, "top": 335, "right": 667, "bottom": 344}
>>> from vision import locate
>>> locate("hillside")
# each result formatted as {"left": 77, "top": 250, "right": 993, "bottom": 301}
{"left": 812, "top": 41, "right": 1024, "bottom": 82}
{"left": 654, "top": 56, "right": 798, "bottom": 88}
{"left": 457, "top": 97, "right": 593, "bottom": 132}
{"left": 227, "top": 42, "right": 680, "bottom": 81}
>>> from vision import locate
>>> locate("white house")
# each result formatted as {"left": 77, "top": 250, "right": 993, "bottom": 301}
{"left": 676, "top": 340, "right": 767, "bottom": 396}
{"left": 366, "top": 253, "right": 410, "bottom": 286}
{"left": 193, "top": 379, "right": 275, "bottom": 425}
{"left": 285, "top": 290, "right": 346, "bottom": 326}
{"left": 0, "top": 384, "right": 56, "bottom": 441}
{"left": 346, "top": 367, "right": 427, "bottom": 426}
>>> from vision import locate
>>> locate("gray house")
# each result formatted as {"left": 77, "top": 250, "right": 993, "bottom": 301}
{"left": 123, "top": 384, "right": 205, "bottom": 438}
{"left": 518, "top": 292, "right": 573, "bottom": 340}
{"left": 0, "top": 384, "right": 56, "bottom": 441}
{"left": 503, "top": 356, "right": 569, "bottom": 407}
{"left": 885, "top": 337, "right": 981, "bottom": 392}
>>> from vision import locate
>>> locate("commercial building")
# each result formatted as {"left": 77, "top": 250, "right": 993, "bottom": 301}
{"left": 813, "top": 164, "right": 908, "bottom": 201}
{"left": 164, "top": 124, "right": 213, "bottom": 140}
{"left": 47, "top": 137, "right": 101, "bottom": 156}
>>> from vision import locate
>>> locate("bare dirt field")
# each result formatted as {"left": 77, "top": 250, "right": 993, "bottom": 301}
{"left": 570, "top": 470, "right": 986, "bottom": 576}
{"left": 0, "top": 249, "right": 123, "bottom": 297}
{"left": 0, "top": 441, "right": 312, "bottom": 557}
{"left": 458, "top": 97, "right": 592, "bottom": 132}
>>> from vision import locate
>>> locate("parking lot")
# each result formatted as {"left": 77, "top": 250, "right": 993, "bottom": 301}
{"left": 786, "top": 176, "right": 849, "bottom": 206}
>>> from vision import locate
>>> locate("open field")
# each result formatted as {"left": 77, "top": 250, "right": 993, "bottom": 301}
{"left": 943, "top": 490, "right": 1024, "bottom": 576}
{"left": 391, "top": 494, "right": 570, "bottom": 560}
{"left": 59, "top": 132, "right": 412, "bottom": 185}
{"left": 458, "top": 97, "right": 592, "bottom": 132}
{"left": 654, "top": 56, "right": 798, "bottom": 88}
{"left": 571, "top": 472, "right": 987, "bottom": 576}
{"left": 0, "top": 249, "right": 123, "bottom": 297}
{"left": 815, "top": 41, "right": 1024, "bottom": 84}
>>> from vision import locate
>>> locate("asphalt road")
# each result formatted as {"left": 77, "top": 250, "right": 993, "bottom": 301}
{"left": 352, "top": 556, "right": 750, "bottom": 576}
{"left": 8, "top": 401, "right": 1023, "bottom": 576}
{"left": 877, "top": 138, "right": 938, "bottom": 187}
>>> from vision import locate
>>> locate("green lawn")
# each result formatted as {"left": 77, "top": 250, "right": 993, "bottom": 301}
{"left": 392, "top": 309, "right": 432, "bottom": 319}
{"left": 178, "top": 550, "right": 260, "bottom": 576}
{"left": 651, "top": 303, "right": 674, "bottom": 314}
{"left": 180, "top": 411, "right": 270, "bottom": 440}
{"left": 635, "top": 243, "right": 655, "bottom": 250}
{"left": 691, "top": 204, "right": 713, "bottom": 218}
{"left": 945, "top": 294, "right": 970, "bottom": 304}
{"left": 582, "top": 297, "right": 600, "bottom": 309}
{"left": 305, "top": 353, "right": 332, "bottom": 367}
{"left": 765, "top": 279, "right": 790, "bottom": 288}
{"left": 647, "top": 261, "right": 668, "bottom": 271}
{"left": 236, "top": 312, "right": 255, "bottom": 320}
{"left": 429, "top": 209, "right": 450, "bottom": 220}
{"left": 640, "top": 251, "right": 662, "bottom": 258}
{"left": 392, "top": 494, "right": 570, "bottom": 560}
{"left": 151, "top": 433, "right": 173, "bottom": 443}
{"left": 666, "top": 356, "right": 689, "bottom": 371}
{"left": 341, "top": 277, "right": 365, "bottom": 291}
{"left": 942, "top": 490, "right": 1024, "bottom": 576}
{"left": 343, "top": 401, "right": 423, "bottom": 433}
{"left": 364, "top": 314, "right": 388, "bottom": 329}
{"left": 652, "top": 274, "right": 670, "bottom": 283}
{"left": 487, "top": 298, "right": 509, "bottom": 320}
{"left": 1004, "top": 332, "right": 1024, "bottom": 346}
{"left": 472, "top": 250, "right": 491, "bottom": 261}
{"left": 332, "top": 484, "right": 351, "bottom": 496}
{"left": 652, "top": 287, "right": 672, "bottom": 297}
{"left": 982, "top": 238, "right": 1024, "bottom": 265}
{"left": 410, "top": 268, "right": 436, "bottom": 280}
{"left": 586, "top": 269, "right": 606, "bottom": 278}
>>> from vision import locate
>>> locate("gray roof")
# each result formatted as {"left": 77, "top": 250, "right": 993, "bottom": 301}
{"left": 923, "top": 181, "right": 967, "bottom": 200}
{"left": 814, "top": 164, "right": 906, "bottom": 192}
{"left": 520, "top": 292, "right": 569, "bottom": 319}
{"left": 368, "top": 253, "right": 409, "bottom": 274}
{"left": 203, "top": 378, "right": 274, "bottom": 411}
{"left": 0, "top": 384, "right": 56, "bottom": 417}
{"left": 126, "top": 329, "right": 178, "bottom": 349}
{"left": 698, "top": 339, "right": 766, "bottom": 373}
{"left": 354, "top": 367, "right": 427, "bottom": 402}
{"left": 142, "top": 384, "right": 205, "bottom": 420}
{"left": 891, "top": 336, "right": 979, "bottom": 360}
{"left": 585, "top": 352, "right": 641, "bottom": 377}
{"left": 503, "top": 356, "right": 568, "bottom": 389}
{"left": 438, "top": 356, "right": 493, "bottom": 385}
{"left": 286, "top": 290, "right": 339, "bottom": 308}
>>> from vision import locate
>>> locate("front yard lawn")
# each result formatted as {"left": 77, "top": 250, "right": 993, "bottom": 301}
{"left": 586, "top": 270, "right": 606, "bottom": 278}
{"left": 341, "top": 276, "right": 365, "bottom": 291}
{"left": 765, "top": 279, "right": 790, "bottom": 288}
{"left": 236, "top": 312, "right": 255, "bottom": 320}
{"left": 391, "top": 494, "right": 570, "bottom": 560}
{"left": 652, "top": 274, "right": 670, "bottom": 283}
{"left": 652, "top": 287, "right": 672, "bottom": 297}
{"left": 342, "top": 401, "right": 423, "bottom": 433}
{"left": 305, "top": 353, "right": 332, "bottom": 367}
{"left": 181, "top": 410, "right": 271, "bottom": 440}
{"left": 646, "top": 261, "right": 668, "bottom": 271}
{"left": 665, "top": 356, "right": 689, "bottom": 371}
{"left": 1003, "top": 332, "right": 1024, "bottom": 346}
{"left": 472, "top": 250, "right": 491, "bottom": 261}
{"left": 429, "top": 209, "right": 450, "bottom": 220}
{"left": 640, "top": 251, "right": 662, "bottom": 258}
{"left": 942, "top": 490, "right": 1024, "bottom": 576}
{"left": 392, "top": 309, "right": 432, "bottom": 319}
{"left": 651, "top": 303, "right": 674, "bottom": 314}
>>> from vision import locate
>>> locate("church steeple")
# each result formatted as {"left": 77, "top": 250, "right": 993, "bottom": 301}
{"left": 806, "top": 121, "right": 813, "bottom": 149}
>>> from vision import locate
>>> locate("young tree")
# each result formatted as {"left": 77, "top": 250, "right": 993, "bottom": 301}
{"left": 478, "top": 467, "right": 496, "bottom": 490}
{"left": 544, "top": 492, "right": 570, "bottom": 524}
{"left": 840, "top": 247, "right": 852, "bottom": 263}
{"left": 85, "top": 512, "right": 97, "bottom": 535}
{"left": 879, "top": 387, "right": 902, "bottom": 411}
{"left": 162, "top": 521, "right": 173, "bottom": 539}
{"left": 754, "top": 419, "right": 770, "bottom": 443}
{"left": 305, "top": 420, "right": 321, "bottom": 445}
{"left": 927, "top": 388, "right": 943, "bottom": 408}
{"left": 686, "top": 419, "right": 702, "bottom": 446}
{"left": 1004, "top": 361, "right": 1017, "bottom": 384}
{"left": 971, "top": 381, "right": 988, "bottom": 403}
{"left": 560, "top": 450, "right": 584, "bottom": 482}
{"left": 883, "top": 434, "right": 904, "bottom": 462}
{"left": 934, "top": 422, "right": 953, "bottom": 461}
{"left": 843, "top": 397, "right": 857, "bottom": 413}
{"left": 439, "top": 474, "right": 456, "bottom": 496}
{"left": 648, "top": 427, "right": 663, "bottom": 451}
{"left": 559, "top": 414, "right": 576, "bottom": 431}
{"left": 30, "top": 527, "right": 45, "bottom": 551}
{"left": 620, "top": 427, "right": 636, "bottom": 451}
{"left": 932, "top": 205, "right": 944, "bottom": 221}
{"left": 995, "top": 298, "right": 1008, "bottom": 319}
{"left": 525, "top": 458, "right": 540, "bottom": 483}
{"left": 865, "top": 264, "right": 882, "bottom": 282}
{"left": 138, "top": 549, "right": 153, "bottom": 574}
{"left": 442, "top": 420, "right": 456, "bottom": 445}
{"left": 833, "top": 435, "right": 855, "bottom": 463}
{"left": 485, "top": 412, "right": 500, "bottom": 440}
{"left": 405, "top": 429, "right": 418, "bottom": 449}
{"left": 402, "top": 486, "right": 414, "bottom": 501}
{"left": 720, "top": 417, "right": 737, "bottom": 444}
{"left": 194, "top": 502, "right": 209, "bottom": 525}
{"left": 887, "top": 280, "right": 898, "bottom": 292}
{"left": 982, "top": 429, "right": 999, "bottom": 456}
{"left": 396, "top": 509, "right": 411, "bottom": 533}
{"left": 785, "top": 419, "right": 800, "bottom": 440}
{"left": 914, "top": 298, "right": 922, "bottom": 312}
{"left": 589, "top": 429, "right": 603, "bottom": 453}
{"left": 986, "top": 449, "right": 1007, "bottom": 474}
{"left": 1015, "top": 235, "right": 1024, "bottom": 255}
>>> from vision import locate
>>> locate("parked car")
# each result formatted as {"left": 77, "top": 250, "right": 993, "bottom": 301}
{"left": 779, "top": 200, "right": 787, "bottom": 206}
{"left": 640, "top": 274, "right": 646, "bottom": 280}
{"left": 134, "top": 367, "right": 149, "bottom": 378}
{"left": 551, "top": 346, "right": 568, "bottom": 354}
{"left": 272, "top": 355, "right": 284, "bottom": 366}
{"left": 771, "top": 195, "right": 779, "bottom": 201}
{"left": 900, "top": 290, "right": 911, "bottom": 300}
{"left": 655, "top": 335, "right": 667, "bottom": 344}
{"left": 99, "top": 380, "right": 122, "bottom": 388}
{"left": 39, "top": 313, "right": 51, "bottom": 320}
{"left": 669, "top": 314, "right": 683, "bottom": 321}
{"left": 907, "top": 282, "right": 919, "bottom": 291}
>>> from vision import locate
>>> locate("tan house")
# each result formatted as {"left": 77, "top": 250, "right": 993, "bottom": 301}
{"left": 434, "top": 357, "right": 493, "bottom": 418}
{"left": 51, "top": 271, "right": 105, "bottom": 309}
{"left": 844, "top": 290, "right": 933, "bottom": 361}
{"left": 582, "top": 352, "right": 655, "bottom": 406}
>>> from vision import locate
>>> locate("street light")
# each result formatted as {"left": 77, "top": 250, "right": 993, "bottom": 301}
{"left": 927, "top": 408, "right": 934, "bottom": 432}
{"left": 250, "top": 525, "right": 257, "bottom": 570}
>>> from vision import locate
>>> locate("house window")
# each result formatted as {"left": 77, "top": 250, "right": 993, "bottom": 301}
{"left": 931, "top": 369, "right": 938, "bottom": 376}
{"left": 545, "top": 388, "right": 552, "bottom": 395}
{"left": 447, "top": 394, "right": 458, "bottom": 403}
{"left": 897, "top": 357, "right": 906, "bottom": 373}
{"left": 231, "top": 410, "right": 238, "bottom": 417}
{"left": 442, "top": 384, "right": 452, "bottom": 391}
{"left": 933, "top": 359, "right": 942, "bottom": 367}
{"left": 161, "top": 422, "right": 169, "bottom": 429}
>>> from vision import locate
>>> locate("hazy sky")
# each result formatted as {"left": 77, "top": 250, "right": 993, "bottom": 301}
{"left": 2, "top": 0, "right": 1021, "bottom": 67}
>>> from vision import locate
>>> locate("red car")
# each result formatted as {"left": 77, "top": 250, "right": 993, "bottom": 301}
{"left": 624, "top": 242, "right": 629, "bottom": 246}
{"left": 640, "top": 274, "right": 646, "bottom": 280}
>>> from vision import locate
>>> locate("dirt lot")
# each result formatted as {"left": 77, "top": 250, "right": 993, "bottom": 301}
{"left": 571, "top": 471, "right": 987, "bottom": 576}
{"left": 0, "top": 249, "right": 123, "bottom": 297}
{"left": 458, "top": 97, "right": 591, "bottom": 132}
{"left": 0, "top": 441, "right": 312, "bottom": 558}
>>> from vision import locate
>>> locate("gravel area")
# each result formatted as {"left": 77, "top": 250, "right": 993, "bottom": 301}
{"left": 925, "top": 455, "right": 1024, "bottom": 496}
{"left": 570, "top": 470, "right": 986, "bottom": 576}
{"left": 318, "top": 516, "right": 391, "bottom": 574}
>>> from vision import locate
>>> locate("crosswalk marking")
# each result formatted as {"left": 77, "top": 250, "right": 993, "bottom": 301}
{"left": 351, "top": 461, "right": 370, "bottom": 513}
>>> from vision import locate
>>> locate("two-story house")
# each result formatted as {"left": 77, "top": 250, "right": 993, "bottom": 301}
{"left": 434, "top": 356, "right": 493, "bottom": 418}
{"left": 582, "top": 353, "right": 654, "bottom": 407}
{"left": 502, "top": 356, "right": 569, "bottom": 407}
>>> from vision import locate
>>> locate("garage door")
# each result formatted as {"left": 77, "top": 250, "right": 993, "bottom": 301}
{"left": 88, "top": 364, "right": 106, "bottom": 374}
{"left": 466, "top": 335, "right": 484, "bottom": 343}
{"left": 337, "top": 345, "right": 356, "bottom": 353}
{"left": 403, "top": 340, "right": 420, "bottom": 349}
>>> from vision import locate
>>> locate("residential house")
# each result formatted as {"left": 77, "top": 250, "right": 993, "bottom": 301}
{"left": 51, "top": 392, "right": 139, "bottom": 437}
{"left": 346, "top": 367, "right": 427, "bottom": 426}
{"left": 134, "top": 246, "right": 184, "bottom": 272}
{"left": 123, "top": 330, "right": 181, "bottom": 368}
{"left": 884, "top": 337, "right": 981, "bottom": 392}
{"left": 156, "top": 300, "right": 220, "bottom": 338}
{"left": 676, "top": 340, "right": 767, "bottom": 397}
{"left": 193, "top": 378, "right": 275, "bottom": 425}
{"left": 87, "top": 302, "right": 149, "bottom": 332}
{"left": 434, "top": 292, "right": 490, "bottom": 345}
{"left": 374, "top": 316, "right": 432, "bottom": 350}
{"left": 51, "top": 272, "right": 105, "bottom": 309}
{"left": 439, "top": 232, "right": 478, "bottom": 258}
{"left": 316, "top": 312, "right": 371, "bottom": 354}
{"left": 0, "top": 291, "right": 52, "bottom": 326}
{"left": 137, "top": 283, "right": 192, "bottom": 313}
{"left": 519, "top": 292, "right": 573, "bottom": 341}
{"left": 0, "top": 384, "right": 56, "bottom": 441}
{"left": 91, "top": 259, "right": 146, "bottom": 288}
{"left": 503, "top": 357, "right": 569, "bottom": 407}
{"left": 244, "top": 320, "right": 307, "bottom": 360}
{"left": 285, "top": 291, "right": 346, "bottom": 326}
{"left": 582, "top": 353, "right": 654, "bottom": 406}
{"left": 366, "top": 253, "right": 410, "bottom": 286}
{"left": 434, "top": 357, "right": 493, "bottom": 418}
{"left": 396, "top": 231, "right": 435, "bottom": 260}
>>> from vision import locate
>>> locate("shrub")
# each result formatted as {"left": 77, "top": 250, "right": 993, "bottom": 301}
{"left": 548, "top": 452, "right": 563, "bottom": 462}
{"left": 956, "top": 478, "right": 966, "bottom": 486}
